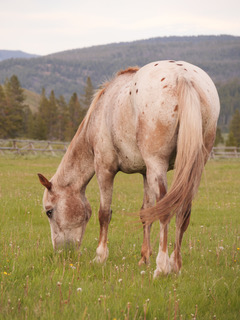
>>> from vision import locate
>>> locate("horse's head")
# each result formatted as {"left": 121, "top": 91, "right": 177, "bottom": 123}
{"left": 38, "top": 173, "right": 91, "bottom": 250}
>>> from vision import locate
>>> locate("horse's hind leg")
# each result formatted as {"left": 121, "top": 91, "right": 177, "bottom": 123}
{"left": 170, "top": 205, "right": 191, "bottom": 273}
{"left": 140, "top": 164, "right": 170, "bottom": 275}
{"left": 146, "top": 164, "right": 171, "bottom": 277}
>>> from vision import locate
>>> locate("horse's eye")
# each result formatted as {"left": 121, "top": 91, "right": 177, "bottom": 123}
{"left": 46, "top": 209, "right": 53, "bottom": 218}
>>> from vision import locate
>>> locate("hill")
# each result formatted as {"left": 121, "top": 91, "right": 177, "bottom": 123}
{"left": 0, "top": 50, "right": 39, "bottom": 62}
{"left": 0, "top": 35, "right": 239, "bottom": 100}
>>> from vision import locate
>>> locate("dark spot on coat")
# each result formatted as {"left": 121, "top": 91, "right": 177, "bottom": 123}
{"left": 194, "top": 70, "right": 198, "bottom": 73}
{"left": 177, "top": 64, "right": 183, "bottom": 66}
{"left": 169, "top": 60, "right": 175, "bottom": 63}
{"left": 184, "top": 68, "right": 187, "bottom": 71}
{"left": 135, "top": 82, "right": 137, "bottom": 86}
{"left": 129, "top": 91, "right": 131, "bottom": 95}
{"left": 174, "top": 104, "right": 178, "bottom": 112}
{"left": 154, "top": 63, "right": 158, "bottom": 66}
{"left": 163, "top": 85, "right": 168, "bottom": 89}
{"left": 136, "top": 89, "right": 138, "bottom": 93}
{"left": 161, "top": 77, "right": 165, "bottom": 82}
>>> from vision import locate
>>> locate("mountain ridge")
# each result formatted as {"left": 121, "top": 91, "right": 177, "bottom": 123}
{"left": 0, "top": 35, "right": 239, "bottom": 99}
{"left": 0, "top": 50, "right": 39, "bottom": 62}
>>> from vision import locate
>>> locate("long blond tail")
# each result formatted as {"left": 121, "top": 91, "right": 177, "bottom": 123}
{"left": 140, "top": 77, "right": 208, "bottom": 226}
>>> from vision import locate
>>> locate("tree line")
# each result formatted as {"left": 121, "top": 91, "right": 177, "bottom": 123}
{"left": 0, "top": 75, "right": 94, "bottom": 141}
{"left": 0, "top": 74, "right": 239, "bottom": 147}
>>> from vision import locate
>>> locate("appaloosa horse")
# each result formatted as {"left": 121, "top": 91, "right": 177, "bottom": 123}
{"left": 38, "top": 60, "right": 220, "bottom": 277}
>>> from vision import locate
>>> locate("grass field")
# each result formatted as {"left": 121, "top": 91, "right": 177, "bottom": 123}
{"left": 0, "top": 156, "right": 239, "bottom": 319}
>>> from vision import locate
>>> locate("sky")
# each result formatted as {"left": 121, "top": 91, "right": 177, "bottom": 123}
{"left": 1, "top": 0, "right": 240, "bottom": 56}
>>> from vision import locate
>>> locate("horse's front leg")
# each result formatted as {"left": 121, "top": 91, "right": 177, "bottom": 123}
{"left": 93, "top": 169, "right": 115, "bottom": 263}
{"left": 139, "top": 175, "right": 155, "bottom": 265}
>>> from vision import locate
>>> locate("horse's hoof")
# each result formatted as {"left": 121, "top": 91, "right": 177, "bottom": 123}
{"left": 153, "top": 266, "right": 170, "bottom": 279}
{"left": 92, "top": 255, "right": 106, "bottom": 264}
{"left": 169, "top": 251, "right": 182, "bottom": 274}
{"left": 138, "top": 256, "right": 150, "bottom": 266}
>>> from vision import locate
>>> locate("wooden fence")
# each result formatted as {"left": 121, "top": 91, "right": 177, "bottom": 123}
{"left": 0, "top": 139, "right": 239, "bottom": 159}
{"left": 210, "top": 146, "right": 240, "bottom": 159}
{"left": 0, "top": 139, "right": 69, "bottom": 156}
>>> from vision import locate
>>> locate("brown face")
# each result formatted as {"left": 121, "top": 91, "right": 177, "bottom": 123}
{"left": 38, "top": 174, "right": 91, "bottom": 249}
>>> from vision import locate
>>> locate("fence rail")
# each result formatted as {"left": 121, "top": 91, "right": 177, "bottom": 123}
{"left": 0, "top": 140, "right": 239, "bottom": 159}
{"left": 211, "top": 146, "right": 240, "bottom": 159}
{"left": 0, "top": 139, "right": 69, "bottom": 155}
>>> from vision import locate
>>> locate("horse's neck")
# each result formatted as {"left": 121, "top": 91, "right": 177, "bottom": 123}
{"left": 55, "top": 126, "right": 95, "bottom": 192}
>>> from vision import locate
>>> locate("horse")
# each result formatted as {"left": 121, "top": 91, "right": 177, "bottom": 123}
{"left": 38, "top": 60, "right": 220, "bottom": 277}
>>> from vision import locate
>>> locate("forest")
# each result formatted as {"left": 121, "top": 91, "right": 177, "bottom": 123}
{"left": 0, "top": 75, "right": 94, "bottom": 141}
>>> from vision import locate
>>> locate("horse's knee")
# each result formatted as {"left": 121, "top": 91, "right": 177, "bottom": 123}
{"left": 99, "top": 208, "right": 112, "bottom": 226}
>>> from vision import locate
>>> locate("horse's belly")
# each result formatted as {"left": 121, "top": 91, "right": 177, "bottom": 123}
{"left": 117, "top": 143, "right": 146, "bottom": 174}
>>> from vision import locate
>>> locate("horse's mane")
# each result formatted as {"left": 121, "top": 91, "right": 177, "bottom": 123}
{"left": 117, "top": 66, "right": 139, "bottom": 76}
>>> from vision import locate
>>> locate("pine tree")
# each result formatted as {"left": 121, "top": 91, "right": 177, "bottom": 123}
{"left": 227, "top": 109, "right": 240, "bottom": 147}
{"left": 32, "top": 88, "right": 48, "bottom": 140}
{"left": 3, "top": 75, "right": 31, "bottom": 138}
{"left": 214, "top": 127, "right": 224, "bottom": 146}
{"left": 57, "top": 95, "right": 68, "bottom": 141}
{"left": 66, "top": 93, "right": 84, "bottom": 140}
{"left": 226, "top": 131, "right": 237, "bottom": 147}
{"left": 0, "top": 85, "right": 7, "bottom": 138}
{"left": 48, "top": 90, "right": 58, "bottom": 139}
{"left": 81, "top": 76, "right": 94, "bottom": 109}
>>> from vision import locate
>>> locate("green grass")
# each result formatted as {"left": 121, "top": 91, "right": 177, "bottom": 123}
{"left": 0, "top": 157, "right": 239, "bottom": 319}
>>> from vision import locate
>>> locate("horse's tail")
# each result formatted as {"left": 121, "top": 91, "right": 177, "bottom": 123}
{"left": 140, "top": 76, "right": 209, "bottom": 227}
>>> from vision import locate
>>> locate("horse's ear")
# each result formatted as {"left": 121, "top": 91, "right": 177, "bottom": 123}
{"left": 38, "top": 173, "right": 52, "bottom": 190}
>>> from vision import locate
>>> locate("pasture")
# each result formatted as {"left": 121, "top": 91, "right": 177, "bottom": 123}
{"left": 0, "top": 156, "right": 239, "bottom": 319}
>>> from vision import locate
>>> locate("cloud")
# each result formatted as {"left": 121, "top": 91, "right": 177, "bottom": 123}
{"left": 1, "top": 0, "right": 240, "bottom": 55}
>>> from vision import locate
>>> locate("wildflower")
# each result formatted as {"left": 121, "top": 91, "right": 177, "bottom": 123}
{"left": 219, "top": 246, "right": 224, "bottom": 250}
{"left": 140, "top": 271, "right": 145, "bottom": 275}
{"left": 237, "top": 248, "right": 240, "bottom": 251}
{"left": 77, "top": 288, "right": 82, "bottom": 292}
{"left": 57, "top": 282, "right": 62, "bottom": 286}
{"left": 118, "top": 278, "right": 122, "bottom": 283}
